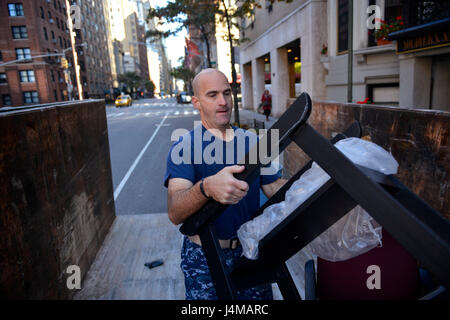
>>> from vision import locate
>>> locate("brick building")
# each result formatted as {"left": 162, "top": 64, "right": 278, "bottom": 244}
{"left": 0, "top": 0, "right": 77, "bottom": 107}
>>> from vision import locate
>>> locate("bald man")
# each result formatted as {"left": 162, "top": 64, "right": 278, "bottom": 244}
{"left": 164, "top": 69, "right": 286, "bottom": 300}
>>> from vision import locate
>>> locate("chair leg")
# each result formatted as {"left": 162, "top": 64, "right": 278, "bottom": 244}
{"left": 305, "top": 259, "right": 317, "bottom": 300}
{"left": 276, "top": 263, "right": 302, "bottom": 300}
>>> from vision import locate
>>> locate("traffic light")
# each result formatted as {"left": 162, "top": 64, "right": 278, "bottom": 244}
{"left": 61, "top": 58, "right": 68, "bottom": 69}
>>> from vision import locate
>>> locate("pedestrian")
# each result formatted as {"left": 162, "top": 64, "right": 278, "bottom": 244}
{"left": 261, "top": 90, "right": 272, "bottom": 121}
{"left": 164, "top": 69, "right": 286, "bottom": 300}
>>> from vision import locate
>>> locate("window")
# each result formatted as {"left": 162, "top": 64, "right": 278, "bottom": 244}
{"left": 8, "top": 3, "right": 24, "bottom": 16}
{"left": 59, "top": 36, "right": 63, "bottom": 48}
{"left": 0, "top": 51, "right": 2, "bottom": 61}
{"left": 15, "top": 48, "right": 31, "bottom": 60}
{"left": 23, "top": 91, "right": 39, "bottom": 104}
{"left": 56, "top": 17, "right": 60, "bottom": 29}
{"left": 385, "top": 0, "right": 403, "bottom": 25}
{"left": 368, "top": 83, "right": 400, "bottom": 105}
{"left": 51, "top": 70, "right": 55, "bottom": 82}
{"left": 2, "top": 94, "right": 12, "bottom": 106}
{"left": 51, "top": 30, "right": 55, "bottom": 40}
{"left": 12, "top": 26, "right": 28, "bottom": 39}
{"left": 54, "top": 89, "right": 58, "bottom": 101}
{"left": 44, "top": 27, "right": 48, "bottom": 40}
{"left": 0, "top": 73, "right": 7, "bottom": 84}
{"left": 53, "top": 0, "right": 57, "bottom": 10}
{"left": 337, "top": 0, "right": 349, "bottom": 53}
{"left": 40, "top": 6, "right": 44, "bottom": 18}
{"left": 48, "top": 11, "right": 52, "bottom": 20}
{"left": 19, "top": 70, "right": 35, "bottom": 82}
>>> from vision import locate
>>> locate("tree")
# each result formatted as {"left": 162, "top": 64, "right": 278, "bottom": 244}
{"left": 146, "top": 1, "right": 216, "bottom": 68}
{"left": 143, "top": 80, "right": 156, "bottom": 97}
{"left": 118, "top": 72, "right": 155, "bottom": 97}
{"left": 118, "top": 72, "right": 142, "bottom": 94}
{"left": 171, "top": 65, "right": 195, "bottom": 93}
{"left": 146, "top": 1, "right": 292, "bottom": 125}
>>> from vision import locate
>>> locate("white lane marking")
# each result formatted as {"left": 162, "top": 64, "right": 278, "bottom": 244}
{"left": 116, "top": 112, "right": 125, "bottom": 117}
{"left": 113, "top": 111, "right": 170, "bottom": 201}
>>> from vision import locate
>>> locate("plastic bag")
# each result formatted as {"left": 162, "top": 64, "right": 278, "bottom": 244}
{"left": 237, "top": 138, "right": 398, "bottom": 260}
{"left": 306, "top": 206, "right": 382, "bottom": 262}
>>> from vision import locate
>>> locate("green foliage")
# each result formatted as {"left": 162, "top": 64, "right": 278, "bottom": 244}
{"left": 118, "top": 72, "right": 155, "bottom": 94}
{"left": 375, "top": 16, "right": 404, "bottom": 40}
{"left": 144, "top": 80, "right": 156, "bottom": 95}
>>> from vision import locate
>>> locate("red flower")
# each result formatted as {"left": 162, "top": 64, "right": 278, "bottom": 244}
{"left": 396, "top": 16, "right": 402, "bottom": 21}
{"left": 400, "top": 22, "right": 404, "bottom": 25}
{"left": 389, "top": 25, "right": 394, "bottom": 28}
{"left": 357, "top": 98, "right": 370, "bottom": 104}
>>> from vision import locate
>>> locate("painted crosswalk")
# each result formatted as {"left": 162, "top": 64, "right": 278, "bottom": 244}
{"left": 106, "top": 109, "right": 199, "bottom": 119}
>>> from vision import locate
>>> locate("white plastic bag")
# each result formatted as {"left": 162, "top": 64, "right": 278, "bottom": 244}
{"left": 237, "top": 138, "right": 398, "bottom": 261}
{"left": 306, "top": 206, "right": 382, "bottom": 262}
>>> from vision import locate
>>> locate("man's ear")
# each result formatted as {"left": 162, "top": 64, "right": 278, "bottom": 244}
{"left": 192, "top": 96, "right": 201, "bottom": 111}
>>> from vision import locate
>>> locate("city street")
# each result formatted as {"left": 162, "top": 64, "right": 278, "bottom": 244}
{"left": 106, "top": 97, "right": 200, "bottom": 215}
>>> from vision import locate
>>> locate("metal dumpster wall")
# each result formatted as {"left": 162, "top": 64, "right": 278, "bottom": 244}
{"left": 0, "top": 100, "right": 116, "bottom": 299}
{"left": 283, "top": 100, "right": 449, "bottom": 220}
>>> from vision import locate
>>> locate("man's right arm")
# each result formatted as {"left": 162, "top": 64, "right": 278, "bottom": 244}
{"left": 167, "top": 165, "right": 249, "bottom": 225}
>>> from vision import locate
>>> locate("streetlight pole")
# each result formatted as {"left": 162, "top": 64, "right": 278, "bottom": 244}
{"left": 61, "top": 42, "right": 86, "bottom": 101}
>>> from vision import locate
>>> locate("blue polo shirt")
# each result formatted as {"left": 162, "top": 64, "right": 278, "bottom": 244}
{"left": 164, "top": 124, "right": 282, "bottom": 239}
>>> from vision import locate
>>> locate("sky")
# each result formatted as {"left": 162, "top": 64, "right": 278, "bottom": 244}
{"left": 150, "top": 0, "right": 187, "bottom": 68}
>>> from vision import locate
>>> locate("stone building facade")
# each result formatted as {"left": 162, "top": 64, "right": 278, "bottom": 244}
{"left": 239, "top": 0, "right": 328, "bottom": 117}
{"left": 324, "top": 0, "right": 450, "bottom": 111}
{"left": 239, "top": 0, "right": 450, "bottom": 115}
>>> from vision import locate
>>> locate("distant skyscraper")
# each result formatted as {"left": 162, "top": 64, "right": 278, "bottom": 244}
{"left": 72, "top": 0, "right": 112, "bottom": 99}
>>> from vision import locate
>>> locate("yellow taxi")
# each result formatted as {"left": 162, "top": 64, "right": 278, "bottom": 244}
{"left": 115, "top": 95, "right": 132, "bottom": 107}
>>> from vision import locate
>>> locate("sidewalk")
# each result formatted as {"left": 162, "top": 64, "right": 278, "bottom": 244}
{"left": 232, "top": 107, "right": 278, "bottom": 129}
{"left": 74, "top": 214, "right": 185, "bottom": 300}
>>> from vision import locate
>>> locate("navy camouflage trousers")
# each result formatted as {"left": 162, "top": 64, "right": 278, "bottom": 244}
{"left": 180, "top": 236, "right": 273, "bottom": 300}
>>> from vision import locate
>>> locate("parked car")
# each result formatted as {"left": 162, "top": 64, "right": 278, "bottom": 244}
{"left": 115, "top": 95, "right": 132, "bottom": 107}
{"left": 177, "top": 92, "right": 192, "bottom": 104}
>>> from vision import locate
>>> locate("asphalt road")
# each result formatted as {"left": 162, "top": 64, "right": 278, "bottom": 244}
{"left": 106, "top": 97, "right": 200, "bottom": 215}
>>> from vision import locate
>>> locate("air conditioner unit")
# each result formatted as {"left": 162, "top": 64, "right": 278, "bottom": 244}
{"left": 49, "top": 18, "right": 54, "bottom": 24}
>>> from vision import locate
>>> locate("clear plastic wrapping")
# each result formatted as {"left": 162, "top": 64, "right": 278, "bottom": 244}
{"left": 237, "top": 138, "right": 398, "bottom": 261}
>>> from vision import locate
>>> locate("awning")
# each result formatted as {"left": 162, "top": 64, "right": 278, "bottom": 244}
{"left": 388, "top": 17, "right": 450, "bottom": 40}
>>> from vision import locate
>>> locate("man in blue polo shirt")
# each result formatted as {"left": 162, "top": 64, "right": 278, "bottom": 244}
{"left": 164, "top": 69, "right": 286, "bottom": 300}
